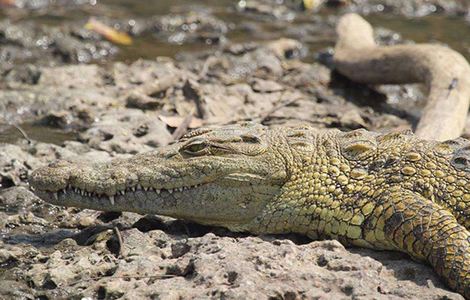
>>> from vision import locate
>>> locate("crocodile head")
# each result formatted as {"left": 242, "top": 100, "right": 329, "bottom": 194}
{"left": 29, "top": 123, "right": 289, "bottom": 230}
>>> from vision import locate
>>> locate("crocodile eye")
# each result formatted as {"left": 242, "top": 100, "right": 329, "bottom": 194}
{"left": 451, "top": 145, "right": 470, "bottom": 171}
{"left": 182, "top": 140, "right": 208, "bottom": 155}
{"left": 452, "top": 156, "right": 470, "bottom": 171}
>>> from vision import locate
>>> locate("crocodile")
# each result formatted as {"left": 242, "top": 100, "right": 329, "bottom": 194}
{"left": 30, "top": 123, "right": 470, "bottom": 298}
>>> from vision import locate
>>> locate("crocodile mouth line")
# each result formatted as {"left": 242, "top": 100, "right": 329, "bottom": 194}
{"left": 34, "top": 183, "right": 204, "bottom": 206}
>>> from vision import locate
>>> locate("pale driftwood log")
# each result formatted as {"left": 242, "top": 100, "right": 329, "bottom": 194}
{"left": 334, "top": 13, "right": 470, "bottom": 141}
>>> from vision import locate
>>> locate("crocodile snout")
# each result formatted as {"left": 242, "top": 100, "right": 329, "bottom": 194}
{"left": 29, "top": 160, "right": 73, "bottom": 192}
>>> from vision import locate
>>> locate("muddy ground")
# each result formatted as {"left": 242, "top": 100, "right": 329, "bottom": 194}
{"left": 1, "top": 1, "right": 470, "bottom": 299}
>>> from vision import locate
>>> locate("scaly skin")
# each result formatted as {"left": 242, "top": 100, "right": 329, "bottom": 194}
{"left": 30, "top": 123, "right": 470, "bottom": 298}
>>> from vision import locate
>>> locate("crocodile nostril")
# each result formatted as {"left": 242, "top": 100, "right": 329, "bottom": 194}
{"left": 48, "top": 160, "right": 71, "bottom": 168}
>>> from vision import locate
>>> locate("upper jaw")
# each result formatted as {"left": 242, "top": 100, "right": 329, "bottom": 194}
{"left": 30, "top": 163, "right": 210, "bottom": 205}
{"left": 29, "top": 145, "right": 281, "bottom": 209}
{"left": 34, "top": 181, "right": 206, "bottom": 208}
{"left": 30, "top": 154, "right": 263, "bottom": 193}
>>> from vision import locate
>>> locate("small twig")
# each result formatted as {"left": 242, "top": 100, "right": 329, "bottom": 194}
{"left": 0, "top": 121, "right": 32, "bottom": 144}
{"left": 183, "top": 79, "right": 209, "bottom": 120}
{"left": 67, "top": 274, "right": 177, "bottom": 287}
{"left": 11, "top": 124, "right": 32, "bottom": 144}
{"left": 113, "top": 226, "right": 124, "bottom": 258}
{"left": 181, "top": 222, "right": 191, "bottom": 243}
{"left": 220, "top": 94, "right": 304, "bottom": 125}
{"left": 171, "top": 109, "right": 195, "bottom": 141}
{"left": 258, "top": 95, "right": 304, "bottom": 123}
{"left": 198, "top": 55, "right": 219, "bottom": 79}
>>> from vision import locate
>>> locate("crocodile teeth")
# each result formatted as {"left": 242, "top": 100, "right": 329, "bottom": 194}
{"left": 131, "top": 187, "right": 136, "bottom": 192}
{"left": 53, "top": 192, "right": 58, "bottom": 200}
{"left": 179, "top": 187, "right": 183, "bottom": 192}
{"left": 156, "top": 189, "right": 161, "bottom": 194}
{"left": 137, "top": 184, "right": 142, "bottom": 190}
{"left": 168, "top": 189, "right": 173, "bottom": 194}
{"left": 143, "top": 186, "right": 149, "bottom": 191}
{"left": 109, "top": 195, "right": 115, "bottom": 205}
{"left": 120, "top": 190, "right": 125, "bottom": 195}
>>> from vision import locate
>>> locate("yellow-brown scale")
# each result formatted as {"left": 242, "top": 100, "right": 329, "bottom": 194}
{"left": 254, "top": 128, "right": 469, "bottom": 297}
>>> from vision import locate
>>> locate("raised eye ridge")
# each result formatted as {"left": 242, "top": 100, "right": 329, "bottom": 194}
{"left": 341, "top": 140, "right": 377, "bottom": 160}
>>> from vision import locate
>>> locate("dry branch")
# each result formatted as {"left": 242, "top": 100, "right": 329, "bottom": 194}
{"left": 334, "top": 13, "right": 470, "bottom": 141}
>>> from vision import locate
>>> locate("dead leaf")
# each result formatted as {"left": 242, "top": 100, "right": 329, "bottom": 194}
{"left": 0, "top": 0, "right": 17, "bottom": 7}
{"left": 303, "top": 0, "right": 317, "bottom": 10}
{"left": 85, "top": 18, "right": 132, "bottom": 46}
{"left": 159, "top": 115, "right": 203, "bottom": 129}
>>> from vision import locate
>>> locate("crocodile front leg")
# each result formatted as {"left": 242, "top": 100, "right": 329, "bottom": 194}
{"left": 359, "top": 188, "right": 470, "bottom": 298}
{"left": 245, "top": 185, "right": 469, "bottom": 298}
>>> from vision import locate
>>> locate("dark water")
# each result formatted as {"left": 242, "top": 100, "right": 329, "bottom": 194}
{"left": 367, "top": 14, "right": 470, "bottom": 60}
{"left": 1, "top": 1, "right": 470, "bottom": 145}
{"left": 75, "top": 3, "right": 470, "bottom": 63}
{"left": 4, "top": 1, "right": 469, "bottom": 62}
{"left": 0, "top": 123, "right": 77, "bottom": 145}
{"left": 95, "top": 2, "right": 470, "bottom": 62}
